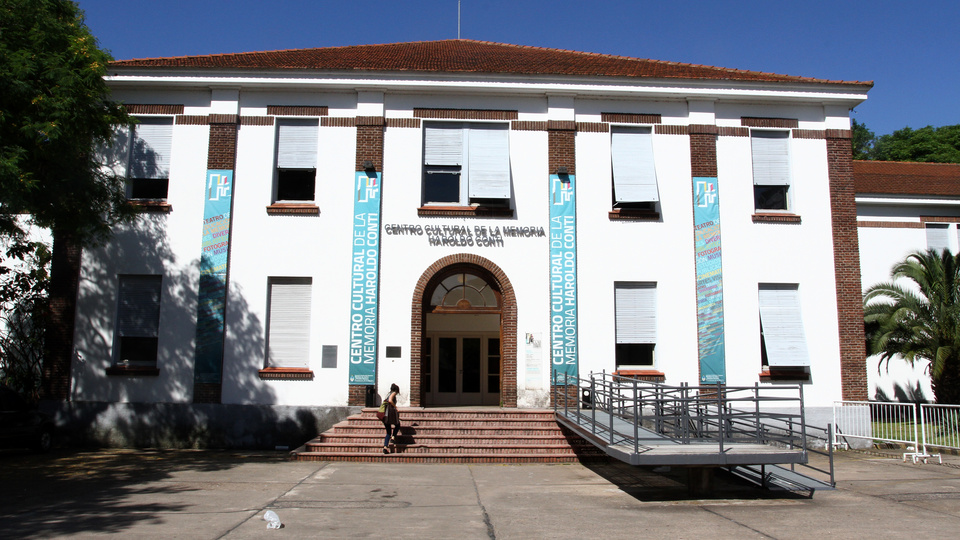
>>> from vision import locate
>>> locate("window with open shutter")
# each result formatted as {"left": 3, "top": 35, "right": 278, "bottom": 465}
{"left": 751, "top": 130, "right": 791, "bottom": 211}
{"left": 275, "top": 119, "right": 318, "bottom": 202}
{"left": 127, "top": 118, "right": 173, "bottom": 200}
{"left": 758, "top": 284, "right": 809, "bottom": 367}
{"left": 116, "top": 275, "right": 162, "bottom": 365}
{"left": 926, "top": 223, "right": 950, "bottom": 253}
{"left": 611, "top": 127, "right": 659, "bottom": 203}
{"left": 266, "top": 277, "right": 312, "bottom": 368}
{"left": 614, "top": 282, "right": 657, "bottom": 367}
{"left": 422, "top": 122, "right": 510, "bottom": 206}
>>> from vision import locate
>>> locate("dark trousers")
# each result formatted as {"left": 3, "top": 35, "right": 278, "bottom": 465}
{"left": 383, "top": 420, "right": 400, "bottom": 447}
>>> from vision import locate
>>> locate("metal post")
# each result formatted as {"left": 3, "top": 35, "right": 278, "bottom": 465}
{"left": 590, "top": 374, "right": 597, "bottom": 435}
{"left": 799, "top": 384, "right": 807, "bottom": 460}
{"left": 633, "top": 377, "right": 639, "bottom": 455}
{"left": 754, "top": 383, "right": 762, "bottom": 444}
{"left": 608, "top": 374, "right": 615, "bottom": 445}
{"left": 828, "top": 423, "right": 836, "bottom": 487}
{"left": 717, "top": 384, "right": 725, "bottom": 454}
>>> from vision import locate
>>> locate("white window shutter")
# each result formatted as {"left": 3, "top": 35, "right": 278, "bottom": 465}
{"left": 758, "top": 285, "right": 809, "bottom": 367}
{"left": 467, "top": 124, "right": 511, "bottom": 199}
{"left": 130, "top": 118, "right": 173, "bottom": 179}
{"left": 118, "top": 276, "right": 162, "bottom": 337}
{"left": 611, "top": 128, "right": 659, "bottom": 202}
{"left": 267, "top": 278, "right": 312, "bottom": 368}
{"left": 277, "top": 120, "right": 319, "bottom": 169}
{"left": 927, "top": 224, "right": 949, "bottom": 253}
{"left": 751, "top": 131, "right": 791, "bottom": 186}
{"left": 615, "top": 283, "right": 657, "bottom": 344}
{"left": 424, "top": 123, "right": 463, "bottom": 166}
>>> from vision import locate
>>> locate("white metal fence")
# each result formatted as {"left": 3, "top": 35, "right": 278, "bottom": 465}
{"left": 833, "top": 401, "right": 960, "bottom": 464}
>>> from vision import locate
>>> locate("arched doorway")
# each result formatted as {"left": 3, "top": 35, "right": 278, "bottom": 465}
{"left": 410, "top": 255, "right": 517, "bottom": 407}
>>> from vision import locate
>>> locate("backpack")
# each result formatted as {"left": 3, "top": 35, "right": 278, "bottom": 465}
{"left": 376, "top": 400, "right": 387, "bottom": 420}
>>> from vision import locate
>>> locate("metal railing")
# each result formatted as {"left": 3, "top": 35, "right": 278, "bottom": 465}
{"left": 552, "top": 370, "right": 808, "bottom": 455}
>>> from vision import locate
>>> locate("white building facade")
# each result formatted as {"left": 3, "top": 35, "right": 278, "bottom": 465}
{"left": 56, "top": 41, "right": 872, "bottom": 446}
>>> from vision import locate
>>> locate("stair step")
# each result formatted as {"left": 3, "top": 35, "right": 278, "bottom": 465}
{"left": 292, "top": 409, "right": 609, "bottom": 464}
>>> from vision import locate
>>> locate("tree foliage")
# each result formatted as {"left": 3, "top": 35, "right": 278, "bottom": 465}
{"left": 864, "top": 250, "right": 960, "bottom": 404}
{"left": 0, "top": 0, "right": 135, "bottom": 397}
{"left": 854, "top": 121, "right": 960, "bottom": 164}
{"left": 0, "top": 0, "right": 134, "bottom": 243}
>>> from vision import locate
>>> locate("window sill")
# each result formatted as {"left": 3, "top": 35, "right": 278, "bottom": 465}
{"left": 614, "top": 369, "right": 666, "bottom": 382}
{"left": 258, "top": 367, "right": 315, "bottom": 380}
{"left": 266, "top": 203, "right": 320, "bottom": 216}
{"left": 609, "top": 208, "right": 660, "bottom": 221}
{"left": 759, "top": 368, "right": 809, "bottom": 382}
{"left": 417, "top": 205, "right": 514, "bottom": 218}
{"left": 106, "top": 365, "right": 160, "bottom": 377}
{"left": 752, "top": 213, "right": 801, "bottom": 224}
{"left": 129, "top": 200, "right": 172, "bottom": 213}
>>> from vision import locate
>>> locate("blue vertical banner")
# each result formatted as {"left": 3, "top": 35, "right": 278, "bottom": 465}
{"left": 549, "top": 173, "right": 578, "bottom": 379}
{"left": 348, "top": 171, "right": 382, "bottom": 385}
{"left": 693, "top": 176, "right": 726, "bottom": 384}
{"left": 195, "top": 170, "right": 233, "bottom": 384}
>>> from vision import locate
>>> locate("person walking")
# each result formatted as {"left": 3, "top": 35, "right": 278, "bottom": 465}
{"left": 382, "top": 383, "right": 401, "bottom": 454}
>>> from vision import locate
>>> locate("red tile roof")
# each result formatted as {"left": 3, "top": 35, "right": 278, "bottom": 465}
{"left": 109, "top": 40, "right": 872, "bottom": 88}
{"left": 854, "top": 161, "right": 960, "bottom": 197}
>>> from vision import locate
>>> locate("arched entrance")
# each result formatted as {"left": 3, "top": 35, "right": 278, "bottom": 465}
{"left": 410, "top": 254, "right": 517, "bottom": 407}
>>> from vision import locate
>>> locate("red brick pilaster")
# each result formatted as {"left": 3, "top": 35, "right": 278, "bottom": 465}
{"left": 826, "top": 130, "right": 867, "bottom": 401}
{"left": 348, "top": 384, "right": 368, "bottom": 406}
{"left": 193, "top": 115, "right": 239, "bottom": 404}
{"left": 548, "top": 120, "right": 576, "bottom": 175}
{"left": 355, "top": 116, "right": 384, "bottom": 172}
{"left": 689, "top": 125, "right": 718, "bottom": 178}
{"left": 42, "top": 231, "right": 82, "bottom": 400}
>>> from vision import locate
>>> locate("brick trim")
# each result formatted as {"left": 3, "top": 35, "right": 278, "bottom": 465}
{"left": 386, "top": 118, "right": 421, "bottom": 128}
{"left": 125, "top": 104, "right": 185, "bottom": 115}
{"left": 414, "top": 108, "right": 518, "bottom": 120}
{"left": 258, "top": 367, "right": 315, "bottom": 380}
{"left": 718, "top": 127, "right": 749, "bottom": 137}
{"left": 240, "top": 116, "right": 274, "bottom": 126}
{"left": 266, "top": 105, "right": 328, "bottom": 116}
{"left": 741, "top": 117, "right": 799, "bottom": 128}
{"left": 601, "top": 112, "right": 662, "bottom": 124}
{"left": 417, "top": 206, "right": 514, "bottom": 218}
{"left": 208, "top": 114, "right": 238, "bottom": 125}
{"left": 511, "top": 121, "right": 548, "bottom": 131}
{"left": 608, "top": 208, "right": 660, "bottom": 221}
{"left": 129, "top": 200, "right": 172, "bottom": 213}
{"left": 793, "top": 129, "right": 826, "bottom": 139}
{"left": 688, "top": 124, "right": 718, "bottom": 135}
{"left": 857, "top": 220, "right": 923, "bottom": 229}
{"left": 266, "top": 204, "right": 320, "bottom": 216}
{"left": 576, "top": 122, "right": 609, "bottom": 133}
{"left": 410, "top": 255, "right": 517, "bottom": 408}
{"left": 656, "top": 125, "right": 689, "bottom": 135}
{"left": 547, "top": 120, "right": 576, "bottom": 131}
{"left": 826, "top": 134, "right": 867, "bottom": 401}
{"left": 176, "top": 115, "right": 210, "bottom": 125}
{"left": 920, "top": 216, "right": 960, "bottom": 223}
{"left": 826, "top": 129, "right": 852, "bottom": 139}
{"left": 752, "top": 213, "right": 802, "bottom": 224}
{"left": 322, "top": 117, "right": 356, "bottom": 127}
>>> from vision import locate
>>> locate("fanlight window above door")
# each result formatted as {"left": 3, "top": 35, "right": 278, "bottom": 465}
{"left": 430, "top": 272, "right": 499, "bottom": 309}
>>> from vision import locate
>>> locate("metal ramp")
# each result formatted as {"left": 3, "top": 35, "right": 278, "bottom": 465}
{"left": 553, "top": 371, "right": 835, "bottom": 492}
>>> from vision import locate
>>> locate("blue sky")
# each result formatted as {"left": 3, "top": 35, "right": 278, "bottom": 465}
{"left": 77, "top": 0, "right": 958, "bottom": 136}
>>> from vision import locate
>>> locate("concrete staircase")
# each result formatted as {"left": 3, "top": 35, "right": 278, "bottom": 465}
{"left": 291, "top": 408, "right": 608, "bottom": 463}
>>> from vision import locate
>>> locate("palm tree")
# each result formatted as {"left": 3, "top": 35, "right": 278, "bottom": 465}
{"left": 864, "top": 249, "right": 960, "bottom": 404}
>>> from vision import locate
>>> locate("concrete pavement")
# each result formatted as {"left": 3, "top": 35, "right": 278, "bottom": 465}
{"left": 1, "top": 448, "right": 959, "bottom": 539}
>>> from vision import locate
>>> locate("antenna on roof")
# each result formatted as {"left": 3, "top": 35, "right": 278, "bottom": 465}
{"left": 458, "top": 1, "right": 461, "bottom": 39}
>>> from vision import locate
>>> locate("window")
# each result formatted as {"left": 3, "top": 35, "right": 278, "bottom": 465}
{"left": 115, "top": 275, "right": 162, "bottom": 365}
{"left": 422, "top": 122, "right": 510, "bottom": 206}
{"left": 758, "top": 284, "right": 809, "bottom": 368}
{"left": 266, "top": 277, "right": 312, "bottom": 368}
{"left": 614, "top": 282, "right": 657, "bottom": 368}
{"left": 127, "top": 117, "right": 173, "bottom": 200}
{"left": 611, "top": 127, "right": 658, "bottom": 210}
{"left": 926, "top": 223, "right": 951, "bottom": 253}
{"left": 275, "top": 119, "right": 318, "bottom": 203}
{"left": 751, "top": 130, "right": 791, "bottom": 211}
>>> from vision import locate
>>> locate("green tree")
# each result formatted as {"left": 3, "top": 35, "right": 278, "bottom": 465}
{"left": 864, "top": 249, "right": 960, "bottom": 404}
{"left": 0, "top": 0, "right": 135, "bottom": 397}
{"left": 870, "top": 125, "right": 960, "bottom": 163}
{"left": 851, "top": 119, "right": 876, "bottom": 160}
